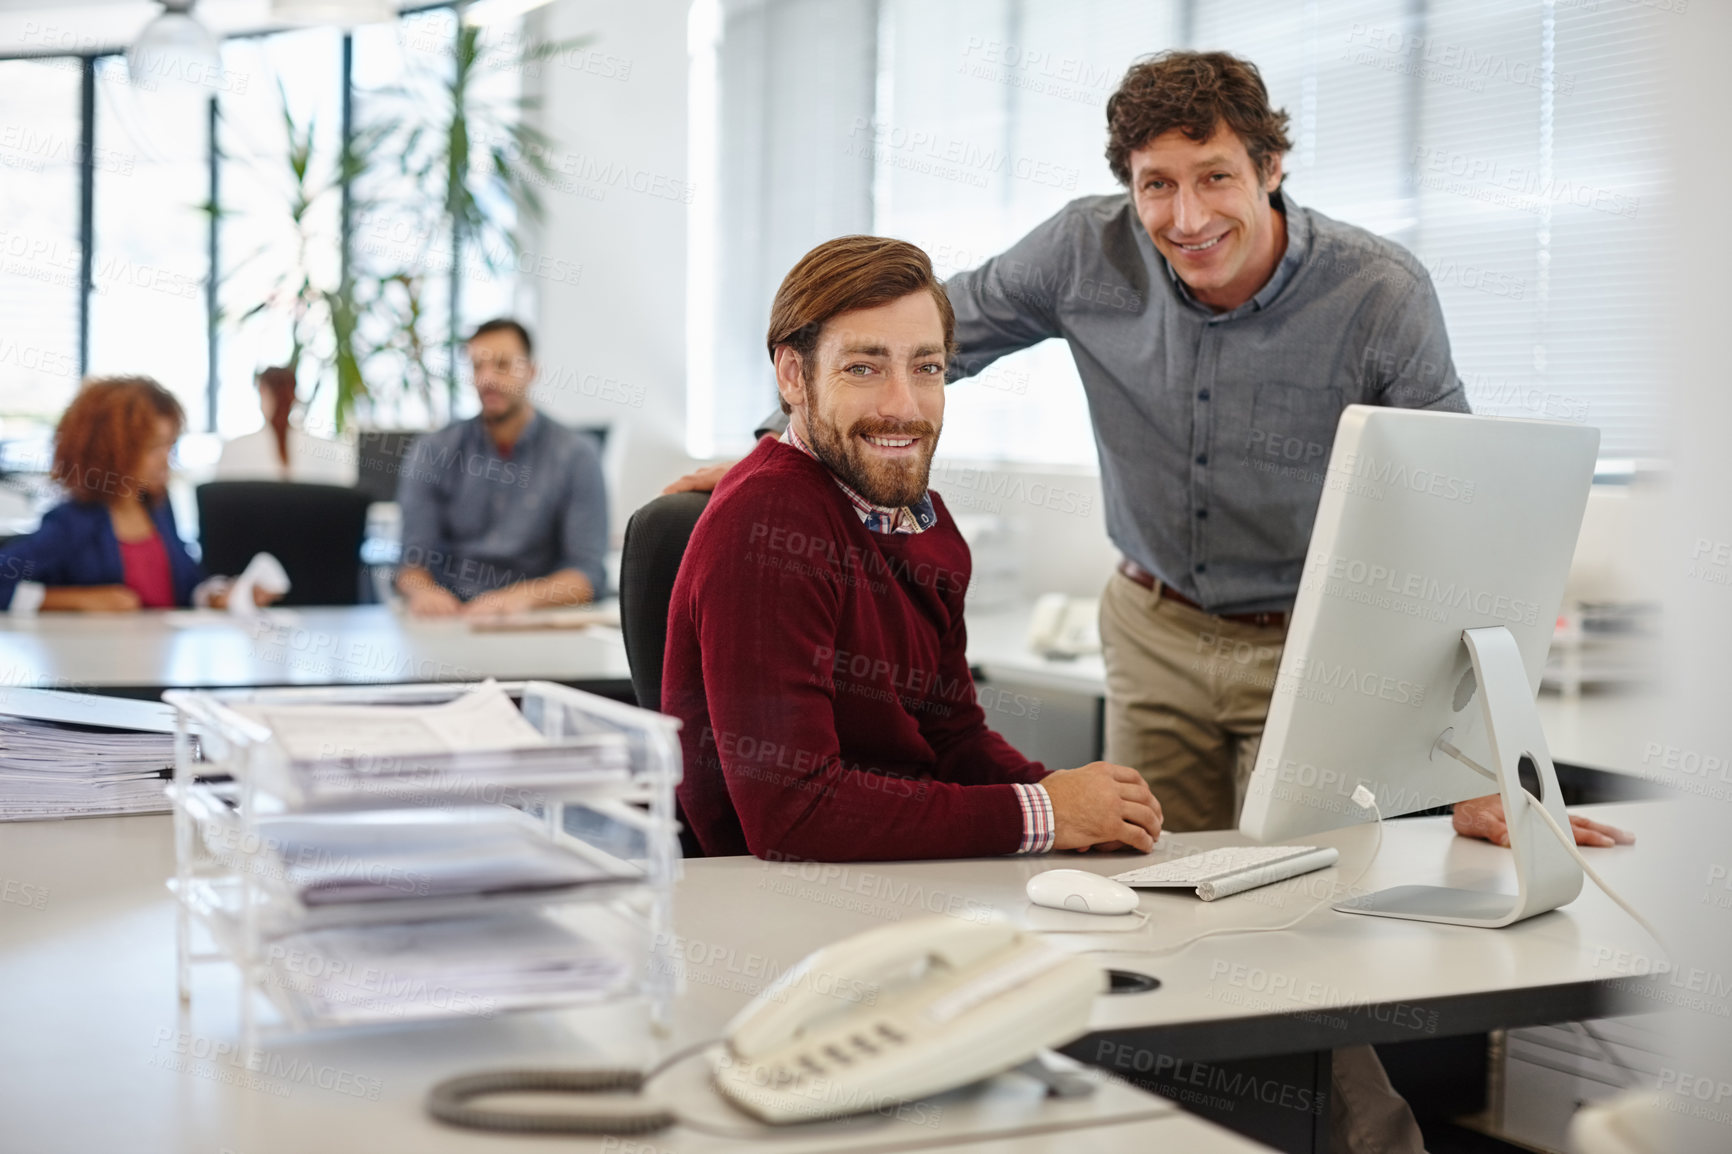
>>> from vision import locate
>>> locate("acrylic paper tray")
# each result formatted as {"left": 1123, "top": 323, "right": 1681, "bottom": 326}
{"left": 166, "top": 681, "right": 668, "bottom": 812}
{"left": 168, "top": 781, "right": 651, "bottom": 933}
{"left": 233, "top": 902, "right": 646, "bottom": 1031}
{"left": 167, "top": 680, "right": 683, "bottom": 1044}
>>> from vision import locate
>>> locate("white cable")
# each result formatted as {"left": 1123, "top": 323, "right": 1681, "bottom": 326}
{"left": 1034, "top": 909, "right": 1151, "bottom": 935}
{"left": 1432, "top": 740, "right": 1667, "bottom": 955}
{"left": 1518, "top": 789, "right": 1670, "bottom": 955}
{"left": 1082, "top": 788, "right": 1384, "bottom": 960}
{"left": 432, "top": 1037, "right": 1160, "bottom": 1150}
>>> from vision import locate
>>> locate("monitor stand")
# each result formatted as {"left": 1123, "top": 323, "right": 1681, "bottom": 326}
{"left": 1333, "top": 626, "right": 1584, "bottom": 928}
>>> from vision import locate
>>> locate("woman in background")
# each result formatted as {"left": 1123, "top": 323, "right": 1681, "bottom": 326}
{"left": 0, "top": 377, "right": 254, "bottom": 612}
{"left": 214, "top": 366, "right": 357, "bottom": 485}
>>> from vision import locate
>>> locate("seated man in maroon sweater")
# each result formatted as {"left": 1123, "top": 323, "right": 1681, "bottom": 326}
{"left": 663, "top": 236, "right": 1163, "bottom": 861}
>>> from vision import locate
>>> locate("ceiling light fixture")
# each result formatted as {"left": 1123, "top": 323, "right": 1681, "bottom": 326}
{"left": 127, "top": 0, "right": 222, "bottom": 97}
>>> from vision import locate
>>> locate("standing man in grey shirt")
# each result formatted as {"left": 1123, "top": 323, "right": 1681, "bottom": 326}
{"left": 396, "top": 318, "right": 608, "bottom": 617}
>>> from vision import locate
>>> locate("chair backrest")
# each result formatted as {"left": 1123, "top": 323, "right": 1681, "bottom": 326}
{"left": 619, "top": 491, "right": 710, "bottom": 712}
{"left": 619, "top": 491, "right": 710, "bottom": 859}
{"left": 353, "top": 431, "right": 422, "bottom": 503}
{"left": 197, "top": 482, "right": 374, "bottom": 606}
{"left": 572, "top": 424, "right": 609, "bottom": 455}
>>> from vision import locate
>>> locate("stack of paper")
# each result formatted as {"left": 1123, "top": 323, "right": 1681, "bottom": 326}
{"left": 229, "top": 682, "right": 630, "bottom": 805}
{"left": 0, "top": 690, "right": 184, "bottom": 821}
{"left": 252, "top": 809, "right": 628, "bottom": 906}
{"left": 269, "top": 911, "right": 630, "bottom": 1023}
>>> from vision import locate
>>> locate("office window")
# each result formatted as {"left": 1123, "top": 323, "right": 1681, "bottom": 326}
{"left": 872, "top": 0, "right": 1181, "bottom": 465}
{"left": 87, "top": 56, "right": 212, "bottom": 429}
{"left": 0, "top": 59, "right": 85, "bottom": 423}
{"left": 691, "top": 0, "right": 1668, "bottom": 464}
{"left": 212, "top": 27, "right": 345, "bottom": 439}
{"left": 351, "top": 9, "right": 459, "bottom": 429}
{"left": 351, "top": 8, "right": 523, "bottom": 429}
{"left": 1542, "top": 4, "right": 1667, "bottom": 455}
{"left": 0, "top": 3, "right": 525, "bottom": 446}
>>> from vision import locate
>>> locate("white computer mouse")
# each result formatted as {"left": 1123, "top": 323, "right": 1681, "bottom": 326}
{"left": 1025, "top": 869, "right": 1140, "bottom": 916}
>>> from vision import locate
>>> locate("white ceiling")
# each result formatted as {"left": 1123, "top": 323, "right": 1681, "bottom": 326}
{"left": 0, "top": 1, "right": 413, "bottom": 58}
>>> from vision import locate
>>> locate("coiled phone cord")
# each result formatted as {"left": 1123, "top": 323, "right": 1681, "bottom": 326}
{"left": 426, "top": 1037, "right": 718, "bottom": 1136}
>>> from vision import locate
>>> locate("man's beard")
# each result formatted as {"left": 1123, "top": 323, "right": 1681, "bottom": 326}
{"left": 803, "top": 391, "right": 939, "bottom": 509}
{"left": 480, "top": 392, "right": 526, "bottom": 425}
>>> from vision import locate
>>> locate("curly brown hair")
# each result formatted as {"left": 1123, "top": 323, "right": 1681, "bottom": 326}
{"left": 51, "top": 376, "right": 185, "bottom": 504}
{"left": 767, "top": 236, "right": 956, "bottom": 414}
{"left": 1105, "top": 51, "right": 1292, "bottom": 186}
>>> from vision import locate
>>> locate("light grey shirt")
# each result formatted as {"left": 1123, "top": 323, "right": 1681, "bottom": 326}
{"left": 396, "top": 410, "right": 608, "bottom": 600}
{"left": 761, "top": 191, "right": 1468, "bottom": 614}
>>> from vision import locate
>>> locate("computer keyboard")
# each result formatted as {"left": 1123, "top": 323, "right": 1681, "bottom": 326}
{"left": 1112, "top": 844, "right": 1339, "bottom": 901}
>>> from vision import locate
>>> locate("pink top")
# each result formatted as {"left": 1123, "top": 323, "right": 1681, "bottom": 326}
{"left": 118, "top": 532, "right": 175, "bottom": 608}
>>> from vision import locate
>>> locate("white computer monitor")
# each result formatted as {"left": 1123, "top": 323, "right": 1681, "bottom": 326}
{"left": 1239, "top": 405, "right": 1599, "bottom": 928}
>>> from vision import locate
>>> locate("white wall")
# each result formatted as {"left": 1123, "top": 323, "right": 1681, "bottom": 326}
{"left": 525, "top": 0, "right": 694, "bottom": 543}
{"left": 1656, "top": 0, "right": 1732, "bottom": 1129}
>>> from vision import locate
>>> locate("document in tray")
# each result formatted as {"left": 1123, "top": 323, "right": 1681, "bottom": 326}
{"left": 271, "top": 911, "right": 630, "bottom": 1024}
{"left": 256, "top": 809, "right": 630, "bottom": 905}
{"left": 233, "top": 681, "right": 547, "bottom": 763}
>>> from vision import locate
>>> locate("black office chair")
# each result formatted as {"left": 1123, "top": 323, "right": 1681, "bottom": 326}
{"left": 618, "top": 490, "right": 710, "bottom": 858}
{"left": 197, "top": 482, "right": 373, "bottom": 606}
{"left": 353, "top": 430, "right": 423, "bottom": 503}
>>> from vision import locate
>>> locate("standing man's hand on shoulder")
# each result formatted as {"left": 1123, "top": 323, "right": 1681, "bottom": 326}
{"left": 1041, "top": 761, "right": 1163, "bottom": 852}
{"left": 662, "top": 461, "right": 738, "bottom": 495}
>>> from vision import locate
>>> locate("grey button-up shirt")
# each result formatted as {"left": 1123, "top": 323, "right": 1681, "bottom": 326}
{"left": 396, "top": 410, "right": 608, "bottom": 600}
{"left": 943, "top": 190, "right": 1468, "bottom": 615}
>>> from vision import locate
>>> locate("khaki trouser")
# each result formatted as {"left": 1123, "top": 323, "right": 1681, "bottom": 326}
{"left": 1099, "top": 568, "right": 1427, "bottom": 1154}
{"left": 1099, "top": 568, "right": 1287, "bottom": 832}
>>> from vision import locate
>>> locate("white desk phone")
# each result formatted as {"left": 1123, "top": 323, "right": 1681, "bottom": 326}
{"left": 713, "top": 915, "right": 1103, "bottom": 1123}
{"left": 1027, "top": 593, "right": 1101, "bottom": 659}
{"left": 427, "top": 916, "right": 1104, "bottom": 1135}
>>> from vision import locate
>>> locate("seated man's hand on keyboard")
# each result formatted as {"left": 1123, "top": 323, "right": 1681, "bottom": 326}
{"left": 1042, "top": 762, "right": 1163, "bottom": 853}
{"left": 1451, "top": 793, "right": 1635, "bottom": 848}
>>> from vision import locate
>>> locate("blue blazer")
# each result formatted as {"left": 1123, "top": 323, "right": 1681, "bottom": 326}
{"left": 0, "top": 499, "right": 205, "bottom": 609}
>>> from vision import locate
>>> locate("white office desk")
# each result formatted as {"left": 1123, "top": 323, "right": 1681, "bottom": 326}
{"left": 676, "top": 801, "right": 1669, "bottom": 1066}
{"left": 0, "top": 817, "right": 1272, "bottom": 1154}
{"left": 0, "top": 606, "right": 635, "bottom": 698}
{"left": 1531, "top": 688, "right": 1664, "bottom": 779}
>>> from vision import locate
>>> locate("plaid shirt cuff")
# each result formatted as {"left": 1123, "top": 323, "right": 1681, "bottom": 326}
{"left": 1013, "top": 782, "right": 1056, "bottom": 855}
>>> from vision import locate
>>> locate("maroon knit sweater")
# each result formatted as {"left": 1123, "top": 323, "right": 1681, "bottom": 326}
{"left": 662, "top": 437, "right": 1047, "bottom": 861}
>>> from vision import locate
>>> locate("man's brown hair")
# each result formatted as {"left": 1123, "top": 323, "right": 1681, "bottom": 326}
{"left": 1105, "top": 50, "right": 1293, "bottom": 186}
{"left": 766, "top": 236, "right": 956, "bottom": 414}
{"left": 52, "top": 376, "right": 185, "bottom": 503}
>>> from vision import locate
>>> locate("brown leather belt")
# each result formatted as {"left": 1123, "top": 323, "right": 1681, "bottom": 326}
{"left": 1117, "top": 558, "right": 1288, "bottom": 629}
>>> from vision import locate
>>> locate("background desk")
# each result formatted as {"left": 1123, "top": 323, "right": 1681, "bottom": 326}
{"left": 0, "top": 816, "right": 1274, "bottom": 1154}
{"left": 968, "top": 599, "right": 1668, "bottom": 800}
{"left": 0, "top": 606, "right": 636, "bottom": 702}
